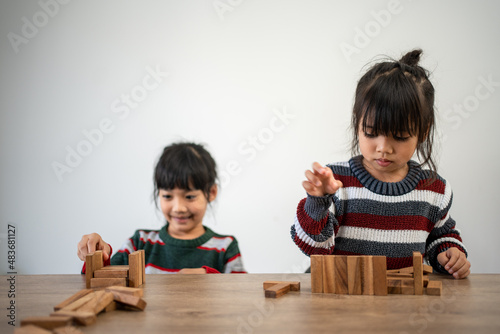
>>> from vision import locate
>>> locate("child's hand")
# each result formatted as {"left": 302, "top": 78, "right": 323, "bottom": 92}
{"left": 437, "top": 248, "right": 471, "bottom": 279}
{"left": 77, "top": 233, "right": 111, "bottom": 262}
{"left": 178, "top": 268, "right": 207, "bottom": 274}
{"left": 303, "top": 162, "right": 343, "bottom": 197}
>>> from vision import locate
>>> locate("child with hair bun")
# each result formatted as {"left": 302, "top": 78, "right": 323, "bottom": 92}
{"left": 292, "top": 49, "right": 470, "bottom": 278}
{"left": 78, "top": 142, "right": 246, "bottom": 274}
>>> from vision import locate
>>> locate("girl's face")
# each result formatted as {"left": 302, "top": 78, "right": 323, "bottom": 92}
{"left": 159, "top": 186, "right": 217, "bottom": 239}
{"left": 358, "top": 125, "right": 419, "bottom": 182}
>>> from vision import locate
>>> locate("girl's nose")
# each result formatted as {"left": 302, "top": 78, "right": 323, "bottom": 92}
{"left": 172, "top": 198, "right": 187, "bottom": 212}
{"left": 376, "top": 136, "right": 394, "bottom": 154}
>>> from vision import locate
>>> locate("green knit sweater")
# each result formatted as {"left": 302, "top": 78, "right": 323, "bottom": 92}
{"left": 110, "top": 223, "right": 246, "bottom": 273}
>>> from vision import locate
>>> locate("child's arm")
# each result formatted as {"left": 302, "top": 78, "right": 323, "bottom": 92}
{"left": 291, "top": 162, "right": 343, "bottom": 256}
{"left": 425, "top": 180, "right": 470, "bottom": 278}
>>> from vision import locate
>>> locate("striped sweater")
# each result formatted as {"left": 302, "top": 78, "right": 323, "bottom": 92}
{"left": 110, "top": 224, "right": 246, "bottom": 274}
{"left": 291, "top": 156, "right": 467, "bottom": 273}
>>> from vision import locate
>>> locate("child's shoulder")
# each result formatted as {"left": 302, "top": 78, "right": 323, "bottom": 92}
{"left": 326, "top": 160, "right": 352, "bottom": 177}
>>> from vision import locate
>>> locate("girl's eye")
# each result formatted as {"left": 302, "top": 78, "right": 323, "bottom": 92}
{"left": 162, "top": 194, "right": 172, "bottom": 199}
{"left": 364, "top": 132, "right": 376, "bottom": 138}
{"left": 394, "top": 136, "right": 410, "bottom": 142}
{"left": 186, "top": 195, "right": 196, "bottom": 200}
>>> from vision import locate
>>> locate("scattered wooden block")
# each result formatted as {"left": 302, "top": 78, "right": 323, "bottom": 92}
{"left": 76, "top": 290, "right": 114, "bottom": 314}
{"left": 264, "top": 282, "right": 291, "bottom": 298}
{"left": 372, "top": 256, "right": 387, "bottom": 296}
{"left": 14, "top": 325, "right": 53, "bottom": 334}
{"left": 103, "top": 301, "right": 118, "bottom": 312}
{"left": 54, "top": 289, "right": 93, "bottom": 311}
{"left": 51, "top": 310, "right": 96, "bottom": 326}
{"left": 322, "top": 255, "right": 336, "bottom": 293}
{"left": 90, "top": 278, "right": 127, "bottom": 289}
{"left": 310, "top": 255, "right": 323, "bottom": 293}
{"left": 413, "top": 252, "right": 424, "bottom": 295}
{"left": 20, "top": 316, "right": 73, "bottom": 330}
{"left": 262, "top": 281, "right": 300, "bottom": 291}
{"left": 426, "top": 280, "right": 442, "bottom": 296}
{"left": 60, "top": 292, "right": 97, "bottom": 312}
{"left": 109, "top": 290, "right": 147, "bottom": 311}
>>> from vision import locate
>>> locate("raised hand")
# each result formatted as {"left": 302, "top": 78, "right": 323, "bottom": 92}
{"left": 302, "top": 162, "right": 343, "bottom": 197}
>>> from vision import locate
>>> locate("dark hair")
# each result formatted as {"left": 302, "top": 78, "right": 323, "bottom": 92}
{"left": 351, "top": 49, "right": 436, "bottom": 176}
{"left": 153, "top": 142, "right": 218, "bottom": 200}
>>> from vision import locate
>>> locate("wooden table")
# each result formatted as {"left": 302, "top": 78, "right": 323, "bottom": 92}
{"left": 2, "top": 274, "right": 500, "bottom": 333}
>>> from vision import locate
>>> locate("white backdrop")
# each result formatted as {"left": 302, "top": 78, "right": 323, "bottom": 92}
{"left": 1, "top": 0, "right": 499, "bottom": 274}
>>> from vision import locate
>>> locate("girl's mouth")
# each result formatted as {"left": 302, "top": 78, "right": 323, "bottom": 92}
{"left": 376, "top": 159, "right": 392, "bottom": 167}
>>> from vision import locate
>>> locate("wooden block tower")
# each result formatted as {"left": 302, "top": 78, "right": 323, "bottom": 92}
{"left": 85, "top": 250, "right": 145, "bottom": 289}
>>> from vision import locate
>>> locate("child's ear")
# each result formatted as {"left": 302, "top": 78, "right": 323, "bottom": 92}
{"left": 208, "top": 184, "right": 218, "bottom": 202}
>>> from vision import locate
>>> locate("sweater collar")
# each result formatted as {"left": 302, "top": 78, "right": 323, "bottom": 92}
{"left": 349, "top": 155, "right": 422, "bottom": 196}
{"left": 159, "top": 223, "right": 215, "bottom": 247}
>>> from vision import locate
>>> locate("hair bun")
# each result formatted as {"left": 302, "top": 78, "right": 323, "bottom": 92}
{"left": 400, "top": 49, "right": 422, "bottom": 66}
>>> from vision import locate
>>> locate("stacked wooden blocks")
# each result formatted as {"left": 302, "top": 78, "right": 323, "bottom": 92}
{"left": 311, "top": 254, "right": 388, "bottom": 295}
{"left": 85, "top": 250, "right": 145, "bottom": 289}
{"left": 17, "top": 286, "right": 146, "bottom": 333}
{"left": 310, "top": 252, "right": 442, "bottom": 296}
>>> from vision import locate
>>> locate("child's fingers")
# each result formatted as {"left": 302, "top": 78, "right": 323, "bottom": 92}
{"left": 302, "top": 180, "right": 322, "bottom": 197}
{"left": 443, "top": 249, "right": 459, "bottom": 272}
{"left": 305, "top": 169, "right": 322, "bottom": 187}
{"left": 452, "top": 262, "right": 471, "bottom": 279}
{"left": 312, "top": 162, "right": 327, "bottom": 176}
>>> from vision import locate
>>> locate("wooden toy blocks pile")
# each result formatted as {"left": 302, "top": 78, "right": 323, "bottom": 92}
{"left": 310, "top": 252, "right": 442, "bottom": 296}
{"left": 16, "top": 250, "right": 147, "bottom": 333}
{"left": 85, "top": 250, "right": 145, "bottom": 288}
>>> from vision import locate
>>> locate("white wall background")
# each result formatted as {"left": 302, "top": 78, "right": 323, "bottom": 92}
{"left": 1, "top": 0, "right": 499, "bottom": 275}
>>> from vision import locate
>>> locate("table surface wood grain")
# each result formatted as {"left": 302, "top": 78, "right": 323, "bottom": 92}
{"left": 2, "top": 274, "right": 500, "bottom": 333}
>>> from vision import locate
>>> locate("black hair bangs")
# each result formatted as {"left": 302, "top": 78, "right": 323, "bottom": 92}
{"left": 359, "top": 71, "right": 424, "bottom": 139}
{"left": 154, "top": 143, "right": 217, "bottom": 198}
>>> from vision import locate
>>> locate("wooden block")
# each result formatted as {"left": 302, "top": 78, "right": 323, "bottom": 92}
{"left": 106, "top": 285, "right": 144, "bottom": 297}
{"left": 51, "top": 310, "right": 96, "bottom": 326}
{"left": 387, "top": 278, "right": 415, "bottom": 295}
{"left": 310, "top": 255, "right": 323, "bottom": 293}
{"left": 99, "top": 265, "right": 129, "bottom": 270}
{"left": 110, "top": 290, "right": 147, "bottom": 311}
{"left": 347, "top": 256, "right": 362, "bottom": 295}
{"left": 14, "top": 325, "right": 53, "bottom": 334}
{"left": 264, "top": 282, "right": 291, "bottom": 298}
{"left": 54, "top": 289, "right": 93, "bottom": 311}
{"left": 387, "top": 272, "right": 414, "bottom": 278}
{"left": 323, "top": 255, "right": 336, "bottom": 293}
{"left": 413, "top": 252, "right": 424, "bottom": 295}
{"left": 53, "top": 326, "right": 84, "bottom": 334}
{"left": 85, "top": 253, "right": 94, "bottom": 289}
{"left": 423, "top": 264, "right": 433, "bottom": 274}
{"left": 263, "top": 281, "right": 300, "bottom": 291}
{"left": 94, "top": 268, "right": 129, "bottom": 278}
{"left": 426, "top": 280, "right": 442, "bottom": 296}
{"left": 140, "top": 249, "right": 146, "bottom": 283}
{"left": 76, "top": 290, "right": 114, "bottom": 314}
{"left": 334, "top": 255, "right": 348, "bottom": 294}
{"left": 60, "top": 292, "right": 96, "bottom": 311}
{"left": 20, "top": 316, "right": 72, "bottom": 330}
{"left": 372, "top": 256, "right": 387, "bottom": 296}
{"left": 104, "top": 301, "right": 118, "bottom": 312}
{"left": 90, "top": 277, "right": 127, "bottom": 289}
{"left": 423, "top": 276, "right": 430, "bottom": 287}
{"left": 361, "top": 256, "right": 374, "bottom": 295}
{"left": 129, "top": 251, "right": 141, "bottom": 287}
